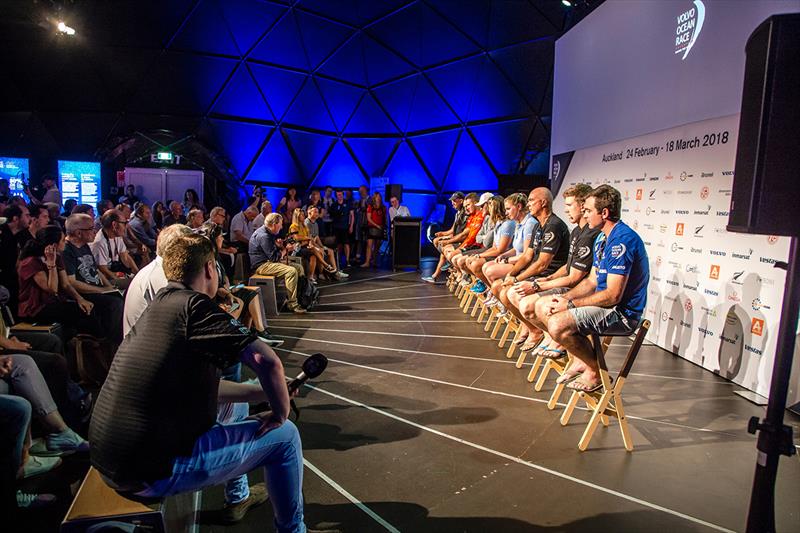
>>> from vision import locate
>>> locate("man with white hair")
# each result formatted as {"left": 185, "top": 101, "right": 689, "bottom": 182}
{"left": 162, "top": 201, "right": 187, "bottom": 227}
{"left": 230, "top": 204, "right": 259, "bottom": 252}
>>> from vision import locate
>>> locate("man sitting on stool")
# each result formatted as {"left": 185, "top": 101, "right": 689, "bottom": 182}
{"left": 541, "top": 185, "right": 649, "bottom": 392}
{"left": 249, "top": 213, "right": 307, "bottom": 314}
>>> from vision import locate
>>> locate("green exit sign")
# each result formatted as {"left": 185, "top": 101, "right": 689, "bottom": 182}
{"left": 150, "top": 152, "right": 181, "bottom": 164}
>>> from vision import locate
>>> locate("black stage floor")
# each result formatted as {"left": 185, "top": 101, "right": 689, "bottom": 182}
{"left": 218, "top": 268, "right": 799, "bottom": 533}
{"left": 19, "top": 268, "right": 800, "bottom": 532}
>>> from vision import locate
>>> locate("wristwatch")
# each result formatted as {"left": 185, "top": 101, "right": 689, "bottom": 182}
{"left": 531, "top": 279, "right": 540, "bottom": 292}
{"left": 567, "top": 299, "right": 576, "bottom": 310}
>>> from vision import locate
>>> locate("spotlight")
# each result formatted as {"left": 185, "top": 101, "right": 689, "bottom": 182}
{"left": 57, "top": 21, "right": 76, "bottom": 36}
{"left": 562, "top": 0, "right": 573, "bottom": 6}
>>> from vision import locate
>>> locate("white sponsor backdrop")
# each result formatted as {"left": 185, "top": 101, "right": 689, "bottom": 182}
{"left": 554, "top": 113, "right": 793, "bottom": 398}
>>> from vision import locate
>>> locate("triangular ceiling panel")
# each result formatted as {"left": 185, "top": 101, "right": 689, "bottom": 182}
{"left": 38, "top": 112, "right": 120, "bottom": 159}
{"left": 469, "top": 119, "right": 535, "bottom": 175}
{"left": 427, "top": 57, "right": 481, "bottom": 122}
{"left": 366, "top": 2, "right": 478, "bottom": 68}
{"left": 406, "top": 76, "right": 459, "bottom": 133}
{"left": 408, "top": 129, "right": 460, "bottom": 186}
{"left": 443, "top": 132, "right": 497, "bottom": 192}
{"left": 296, "top": 11, "right": 353, "bottom": 71}
{"left": 384, "top": 141, "right": 434, "bottom": 190}
{"left": 317, "top": 78, "right": 364, "bottom": 132}
{"left": 219, "top": 0, "right": 288, "bottom": 55}
{"left": 490, "top": 38, "right": 555, "bottom": 114}
{"left": 346, "top": 138, "right": 397, "bottom": 178}
{"left": 283, "top": 78, "right": 336, "bottom": 132}
{"left": 489, "top": 1, "right": 560, "bottom": 50}
{"left": 247, "top": 129, "right": 300, "bottom": 184}
{"left": 468, "top": 57, "right": 532, "bottom": 122}
{"left": 312, "top": 140, "right": 367, "bottom": 188}
{"left": 212, "top": 64, "right": 272, "bottom": 120}
{"left": 284, "top": 128, "right": 335, "bottom": 180}
{"left": 249, "top": 63, "right": 307, "bottom": 120}
{"left": 249, "top": 11, "right": 308, "bottom": 70}
{"left": 170, "top": 0, "right": 239, "bottom": 56}
{"left": 209, "top": 119, "right": 272, "bottom": 178}
{"left": 318, "top": 33, "right": 367, "bottom": 86}
{"left": 363, "top": 34, "right": 415, "bottom": 86}
{"left": 344, "top": 93, "right": 398, "bottom": 135}
{"left": 372, "top": 75, "right": 416, "bottom": 133}
{"left": 426, "top": 0, "right": 490, "bottom": 48}
{"left": 299, "top": 0, "right": 408, "bottom": 27}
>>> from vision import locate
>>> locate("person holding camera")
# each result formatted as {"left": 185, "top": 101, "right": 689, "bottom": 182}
{"left": 90, "top": 209, "right": 140, "bottom": 290}
{"left": 249, "top": 213, "right": 307, "bottom": 314}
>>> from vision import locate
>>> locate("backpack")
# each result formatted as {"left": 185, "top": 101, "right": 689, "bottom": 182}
{"left": 296, "top": 276, "right": 319, "bottom": 310}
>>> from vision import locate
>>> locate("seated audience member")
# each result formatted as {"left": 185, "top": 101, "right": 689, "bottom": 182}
{"left": 63, "top": 214, "right": 125, "bottom": 346}
{"left": 230, "top": 205, "right": 258, "bottom": 252}
{"left": 2, "top": 353, "right": 88, "bottom": 456}
{"left": 252, "top": 200, "right": 272, "bottom": 229}
{"left": 452, "top": 193, "right": 501, "bottom": 283}
{"left": 16, "top": 204, "right": 49, "bottom": 251}
{"left": 44, "top": 202, "right": 63, "bottom": 230}
{"left": 423, "top": 192, "right": 482, "bottom": 283}
{"left": 70, "top": 204, "right": 95, "bottom": 218}
{"left": 480, "top": 193, "right": 536, "bottom": 305}
{"left": 328, "top": 190, "right": 354, "bottom": 268}
{"left": 62, "top": 199, "right": 77, "bottom": 218}
{"left": 17, "top": 226, "right": 105, "bottom": 340}
{"left": 277, "top": 186, "right": 302, "bottom": 226}
{"left": 388, "top": 195, "right": 410, "bottom": 222}
{"left": 494, "top": 187, "right": 570, "bottom": 323}
{"left": 306, "top": 206, "right": 348, "bottom": 280}
{"left": 431, "top": 191, "right": 466, "bottom": 252}
{"left": 361, "top": 192, "right": 387, "bottom": 268}
{"left": 128, "top": 203, "right": 157, "bottom": 253}
{"left": 508, "top": 184, "right": 599, "bottom": 354}
{"left": 90, "top": 233, "right": 306, "bottom": 530}
{"left": 0, "top": 205, "right": 31, "bottom": 315}
{"left": 94, "top": 199, "right": 114, "bottom": 230}
{"left": 151, "top": 201, "right": 167, "bottom": 230}
{"left": 289, "top": 208, "right": 324, "bottom": 283}
{"left": 1, "top": 394, "right": 58, "bottom": 512}
{"left": 162, "top": 200, "right": 187, "bottom": 227}
{"left": 91, "top": 209, "right": 140, "bottom": 290}
{"left": 118, "top": 185, "right": 139, "bottom": 210}
{"left": 187, "top": 208, "right": 204, "bottom": 229}
{"left": 197, "top": 222, "right": 283, "bottom": 348}
{"left": 541, "top": 185, "right": 649, "bottom": 392}
{"left": 249, "top": 213, "right": 307, "bottom": 314}
{"left": 183, "top": 188, "right": 201, "bottom": 213}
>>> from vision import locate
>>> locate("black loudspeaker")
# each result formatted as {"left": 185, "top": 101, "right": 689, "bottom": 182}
{"left": 392, "top": 217, "right": 421, "bottom": 269}
{"left": 728, "top": 14, "right": 800, "bottom": 237}
{"left": 385, "top": 184, "right": 403, "bottom": 203}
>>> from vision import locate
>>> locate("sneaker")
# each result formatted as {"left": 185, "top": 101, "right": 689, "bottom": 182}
{"left": 484, "top": 295, "right": 499, "bottom": 307}
{"left": 421, "top": 275, "right": 437, "bottom": 284}
{"left": 335, "top": 270, "right": 349, "bottom": 279}
{"left": 441, "top": 261, "right": 452, "bottom": 272}
{"left": 254, "top": 329, "right": 285, "bottom": 348}
{"left": 22, "top": 455, "right": 62, "bottom": 479}
{"left": 289, "top": 305, "right": 307, "bottom": 314}
{"left": 496, "top": 303, "right": 508, "bottom": 317}
{"left": 470, "top": 281, "right": 487, "bottom": 293}
{"left": 220, "top": 483, "right": 269, "bottom": 524}
{"left": 16, "top": 491, "right": 57, "bottom": 510}
{"left": 459, "top": 277, "right": 472, "bottom": 288}
{"left": 29, "top": 428, "right": 89, "bottom": 457}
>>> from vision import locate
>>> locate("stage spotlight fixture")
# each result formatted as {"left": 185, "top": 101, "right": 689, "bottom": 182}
{"left": 562, "top": 0, "right": 573, "bottom": 6}
{"left": 57, "top": 21, "right": 76, "bottom": 35}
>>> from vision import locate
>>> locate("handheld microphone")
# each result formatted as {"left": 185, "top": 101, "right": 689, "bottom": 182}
{"left": 288, "top": 353, "right": 328, "bottom": 394}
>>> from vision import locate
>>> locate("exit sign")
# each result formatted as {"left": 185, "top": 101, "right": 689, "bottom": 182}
{"left": 150, "top": 152, "right": 182, "bottom": 164}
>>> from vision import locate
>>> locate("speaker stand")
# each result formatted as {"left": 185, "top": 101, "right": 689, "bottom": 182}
{"left": 745, "top": 236, "right": 799, "bottom": 533}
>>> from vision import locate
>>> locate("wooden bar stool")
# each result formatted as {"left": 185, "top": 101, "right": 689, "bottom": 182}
{"left": 543, "top": 336, "right": 611, "bottom": 406}
{"left": 559, "top": 319, "right": 651, "bottom": 451}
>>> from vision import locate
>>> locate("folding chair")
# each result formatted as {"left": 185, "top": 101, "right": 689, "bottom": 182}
{"left": 559, "top": 320, "right": 651, "bottom": 451}
{"left": 543, "top": 336, "right": 611, "bottom": 406}
{"left": 498, "top": 315, "right": 519, "bottom": 351}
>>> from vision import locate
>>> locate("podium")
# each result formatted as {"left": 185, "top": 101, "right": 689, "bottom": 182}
{"left": 391, "top": 217, "right": 421, "bottom": 270}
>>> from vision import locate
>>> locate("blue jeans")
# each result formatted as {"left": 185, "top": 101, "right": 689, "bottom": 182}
{"left": 220, "top": 364, "right": 248, "bottom": 504}
{"left": 1, "top": 395, "right": 32, "bottom": 511}
{"left": 135, "top": 412, "right": 305, "bottom": 533}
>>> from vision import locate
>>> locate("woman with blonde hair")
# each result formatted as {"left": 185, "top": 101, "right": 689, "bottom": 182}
{"left": 289, "top": 208, "right": 336, "bottom": 284}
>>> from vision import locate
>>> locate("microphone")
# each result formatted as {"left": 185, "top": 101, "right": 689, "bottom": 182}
{"left": 288, "top": 353, "right": 328, "bottom": 394}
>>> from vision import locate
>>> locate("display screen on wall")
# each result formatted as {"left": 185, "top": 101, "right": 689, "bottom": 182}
{"left": 58, "top": 160, "right": 101, "bottom": 205}
{"left": 0, "top": 156, "right": 30, "bottom": 199}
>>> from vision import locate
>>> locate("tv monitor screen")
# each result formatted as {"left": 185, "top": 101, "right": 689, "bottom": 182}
{"left": 58, "top": 160, "right": 101, "bottom": 206}
{"left": 0, "top": 156, "right": 30, "bottom": 199}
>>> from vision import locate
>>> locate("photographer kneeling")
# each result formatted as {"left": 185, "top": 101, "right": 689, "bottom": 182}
{"left": 249, "top": 213, "right": 307, "bottom": 314}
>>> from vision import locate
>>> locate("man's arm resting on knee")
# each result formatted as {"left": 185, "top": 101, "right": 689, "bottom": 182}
{"left": 570, "top": 272, "right": 628, "bottom": 308}
{"left": 516, "top": 251, "right": 554, "bottom": 282}
{"left": 538, "top": 265, "right": 586, "bottom": 292}
{"left": 239, "top": 340, "right": 291, "bottom": 424}
{"left": 562, "top": 269, "right": 599, "bottom": 301}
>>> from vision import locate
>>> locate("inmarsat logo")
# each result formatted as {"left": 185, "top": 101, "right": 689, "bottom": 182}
{"left": 675, "top": 1, "right": 705, "bottom": 60}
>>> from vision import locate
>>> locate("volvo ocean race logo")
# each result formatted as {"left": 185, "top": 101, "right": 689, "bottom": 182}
{"left": 675, "top": 0, "right": 705, "bottom": 60}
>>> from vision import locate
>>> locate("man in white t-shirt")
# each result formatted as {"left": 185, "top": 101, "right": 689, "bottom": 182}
{"left": 230, "top": 205, "right": 258, "bottom": 251}
{"left": 252, "top": 200, "right": 272, "bottom": 229}
{"left": 388, "top": 195, "right": 410, "bottom": 222}
{"left": 91, "top": 209, "right": 140, "bottom": 290}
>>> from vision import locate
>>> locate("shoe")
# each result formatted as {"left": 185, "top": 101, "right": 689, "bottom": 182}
{"left": 254, "top": 329, "right": 285, "bottom": 348}
{"left": 335, "top": 270, "right": 349, "bottom": 279}
{"left": 459, "top": 277, "right": 472, "bottom": 288}
{"left": 441, "top": 261, "right": 452, "bottom": 272}
{"left": 496, "top": 304, "right": 508, "bottom": 318}
{"left": 309, "top": 277, "right": 318, "bottom": 284}
{"left": 221, "top": 482, "right": 269, "bottom": 524}
{"left": 16, "top": 491, "right": 57, "bottom": 510}
{"left": 421, "top": 275, "right": 437, "bottom": 284}
{"left": 289, "top": 305, "right": 307, "bottom": 314}
{"left": 22, "top": 455, "right": 62, "bottom": 479}
{"left": 470, "top": 281, "right": 487, "bottom": 293}
{"left": 484, "top": 296, "right": 498, "bottom": 307}
{"left": 29, "top": 428, "right": 89, "bottom": 457}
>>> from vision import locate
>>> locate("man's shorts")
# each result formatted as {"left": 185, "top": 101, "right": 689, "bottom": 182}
{"left": 461, "top": 245, "right": 487, "bottom": 257}
{"left": 568, "top": 306, "right": 639, "bottom": 337}
{"left": 537, "top": 287, "right": 569, "bottom": 297}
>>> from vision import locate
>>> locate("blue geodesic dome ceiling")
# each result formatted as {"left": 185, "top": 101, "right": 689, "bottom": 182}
{"left": 0, "top": 0, "right": 579, "bottom": 215}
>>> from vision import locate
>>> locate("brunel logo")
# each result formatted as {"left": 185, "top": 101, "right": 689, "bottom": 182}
{"left": 675, "top": 0, "right": 706, "bottom": 60}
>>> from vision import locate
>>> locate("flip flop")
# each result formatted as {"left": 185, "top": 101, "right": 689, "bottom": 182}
{"left": 520, "top": 336, "right": 544, "bottom": 352}
{"left": 512, "top": 335, "right": 530, "bottom": 345}
{"left": 556, "top": 368, "right": 582, "bottom": 385}
{"left": 567, "top": 378, "right": 604, "bottom": 393}
{"left": 541, "top": 347, "right": 568, "bottom": 360}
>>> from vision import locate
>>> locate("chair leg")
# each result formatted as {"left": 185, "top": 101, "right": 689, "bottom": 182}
{"left": 477, "top": 302, "right": 488, "bottom": 323}
{"left": 534, "top": 359, "right": 554, "bottom": 391}
{"left": 548, "top": 382, "right": 566, "bottom": 410}
{"left": 613, "top": 391, "right": 634, "bottom": 451}
{"left": 578, "top": 391, "right": 613, "bottom": 451}
{"left": 506, "top": 326, "right": 521, "bottom": 358}
{"left": 526, "top": 355, "right": 544, "bottom": 382}
{"left": 498, "top": 318, "right": 515, "bottom": 349}
{"left": 560, "top": 390, "right": 581, "bottom": 425}
{"left": 470, "top": 298, "right": 481, "bottom": 317}
{"left": 515, "top": 347, "right": 529, "bottom": 369}
{"left": 461, "top": 292, "right": 474, "bottom": 312}
{"left": 484, "top": 308, "right": 496, "bottom": 332}
{"left": 490, "top": 314, "right": 505, "bottom": 339}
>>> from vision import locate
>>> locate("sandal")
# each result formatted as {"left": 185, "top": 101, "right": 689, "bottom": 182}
{"left": 519, "top": 336, "right": 544, "bottom": 352}
{"left": 541, "top": 347, "right": 568, "bottom": 360}
{"left": 567, "top": 378, "right": 604, "bottom": 393}
{"left": 512, "top": 334, "right": 529, "bottom": 345}
{"left": 556, "top": 368, "right": 582, "bottom": 385}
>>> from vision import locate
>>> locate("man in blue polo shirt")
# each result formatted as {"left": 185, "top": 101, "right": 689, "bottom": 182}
{"left": 542, "top": 184, "right": 649, "bottom": 392}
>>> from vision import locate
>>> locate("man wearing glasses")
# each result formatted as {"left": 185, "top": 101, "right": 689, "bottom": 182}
{"left": 64, "top": 213, "right": 125, "bottom": 346}
{"left": 90, "top": 209, "right": 140, "bottom": 290}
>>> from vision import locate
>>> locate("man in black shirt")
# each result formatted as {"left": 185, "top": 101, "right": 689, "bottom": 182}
{"left": 508, "top": 184, "right": 600, "bottom": 354}
{"left": 90, "top": 232, "right": 307, "bottom": 532}
{"left": 328, "top": 190, "right": 354, "bottom": 267}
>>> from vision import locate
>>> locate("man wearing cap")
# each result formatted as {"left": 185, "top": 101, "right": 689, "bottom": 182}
{"left": 431, "top": 191, "right": 466, "bottom": 251}
{"left": 423, "top": 192, "right": 483, "bottom": 283}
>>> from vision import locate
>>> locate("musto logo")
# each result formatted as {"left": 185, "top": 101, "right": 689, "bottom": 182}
{"left": 675, "top": 0, "right": 705, "bottom": 60}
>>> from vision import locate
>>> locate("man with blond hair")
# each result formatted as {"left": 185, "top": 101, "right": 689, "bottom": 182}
{"left": 249, "top": 213, "right": 307, "bottom": 314}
